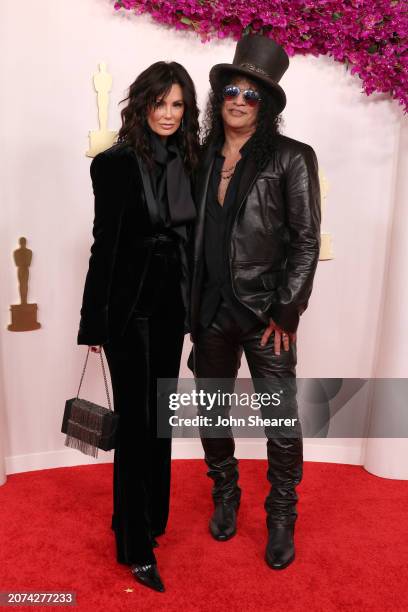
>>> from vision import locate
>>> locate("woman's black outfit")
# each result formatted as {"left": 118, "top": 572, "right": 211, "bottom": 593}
{"left": 77, "top": 132, "right": 196, "bottom": 566}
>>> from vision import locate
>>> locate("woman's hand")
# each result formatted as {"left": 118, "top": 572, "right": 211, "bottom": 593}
{"left": 89, "top": 345, "right": 102, "bottom": 353}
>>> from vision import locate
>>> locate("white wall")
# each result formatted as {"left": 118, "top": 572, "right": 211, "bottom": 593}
{"left": 0, "top": 0, "right": 405, "bottom": 475}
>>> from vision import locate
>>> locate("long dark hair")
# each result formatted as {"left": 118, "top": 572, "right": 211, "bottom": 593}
{"left": 202, "top": 72, "right": 283, "bottom": 169}
{"left": 118, "top": 61, "right": 200, "bottom": 173}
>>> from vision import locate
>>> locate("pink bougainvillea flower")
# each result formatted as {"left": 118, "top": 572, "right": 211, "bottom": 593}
{"left": 113, "top": 0, "right": 408, "bottom": 113}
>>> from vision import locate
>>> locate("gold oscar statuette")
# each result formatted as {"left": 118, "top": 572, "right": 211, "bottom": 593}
{"left": 318, "top": 169, "right": 334, "bottom": 261}
{"left": 86, "top": 61, "right": 117, "bottom": 157}
{"left": 8, "top": 237, "right": 41, "bottom": 332}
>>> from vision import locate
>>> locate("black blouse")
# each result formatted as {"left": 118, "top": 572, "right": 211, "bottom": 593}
{"left": 148, "top": 130, "right": 196, "bottom": 240}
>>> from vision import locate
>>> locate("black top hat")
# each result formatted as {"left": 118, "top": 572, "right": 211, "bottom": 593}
{"left": 209, "top": 34, "right": 290, "bottom": 113}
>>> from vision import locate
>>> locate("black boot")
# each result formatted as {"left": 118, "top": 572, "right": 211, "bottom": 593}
{"left": 265, "top": 519, "right": 296, "bottom": 569}
{"left": 210, "top": 498, "right": 240, "bottom": 541}
{"left": 202, "top": 438, "right": 241, "bottom": 541}
{"left": 264, "top": 434, "right": 303, "bottom": 569}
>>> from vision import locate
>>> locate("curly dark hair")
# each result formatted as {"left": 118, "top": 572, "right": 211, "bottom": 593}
{"left": 117, "top": 61, "right": 200, "bottom": 173}
{"left": 201, "top": 71, "right": 283, "bottom": 169}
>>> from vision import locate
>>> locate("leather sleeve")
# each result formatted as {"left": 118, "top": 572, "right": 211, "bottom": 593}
{"left": 77, "top": 153, "right": 127, "bottom": 346}
{"left": 269, "top": 145, "right": 321, "bottom": 333}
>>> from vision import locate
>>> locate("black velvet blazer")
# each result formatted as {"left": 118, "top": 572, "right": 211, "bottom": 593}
{"left": 77, "top": 142, "right": 186, "bottom": 346}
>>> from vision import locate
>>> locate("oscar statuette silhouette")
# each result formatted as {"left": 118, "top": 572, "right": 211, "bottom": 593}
{"left": 8, "top": 237, "right": 41, "bottom": 332}
{"left": 86, "top": 62, "right": 117, "bottom": 157}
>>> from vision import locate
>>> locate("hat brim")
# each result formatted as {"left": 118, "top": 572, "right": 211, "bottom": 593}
{"left": 209, "top": 64, "right": 286, "bottom": 114}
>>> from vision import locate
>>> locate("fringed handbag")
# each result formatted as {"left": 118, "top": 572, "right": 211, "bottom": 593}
{"left": 61, "top": 348, "right": 118, "bottom": 457}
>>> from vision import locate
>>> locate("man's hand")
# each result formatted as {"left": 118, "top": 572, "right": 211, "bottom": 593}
{"left": 260, "top": 318, "right": 296, "bottom": 355}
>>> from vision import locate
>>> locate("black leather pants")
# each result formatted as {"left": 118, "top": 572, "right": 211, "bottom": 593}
{"left": 193, "top": 300, "right": 303, "bottom": 523}
{"left": 103, "top": 236, "right": 185, "bottom": 565}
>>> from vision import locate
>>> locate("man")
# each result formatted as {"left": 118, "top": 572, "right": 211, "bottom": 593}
{"left": 189, "top": 34, "right": 321, "bottom": 569}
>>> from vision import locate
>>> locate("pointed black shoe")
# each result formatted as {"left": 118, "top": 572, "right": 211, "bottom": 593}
{"left": 209, "top": 501, "right": 239, "bottom": 541}
{"left": 130, "top": 563, "right": 165, "bottom": 592}
{"left": 265, "top": 522, "right": 296, "bottom": 570}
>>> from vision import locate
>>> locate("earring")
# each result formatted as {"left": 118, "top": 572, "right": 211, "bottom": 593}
{"left": 181, "top": 118, "right": 185, "bottom": 131}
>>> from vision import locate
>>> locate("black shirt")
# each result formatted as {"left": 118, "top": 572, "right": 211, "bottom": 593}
{"left": 200, "top": 138, "right": 260, "bottom": 332}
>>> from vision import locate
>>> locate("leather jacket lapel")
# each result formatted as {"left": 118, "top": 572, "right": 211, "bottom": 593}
{"left": 193, "top": 145, "right": 216, "bottom": 261}
{"left": 234, "top": 154, "right": 261, "bottom": 219}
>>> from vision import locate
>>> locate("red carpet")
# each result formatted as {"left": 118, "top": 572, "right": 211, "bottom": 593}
{"left": 0, "top": 460, "right": 407, "bottom": 611}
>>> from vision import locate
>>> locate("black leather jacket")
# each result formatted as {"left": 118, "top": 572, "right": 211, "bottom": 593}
{"left": 190, "top": 134, "right": 321, "bottom": 339}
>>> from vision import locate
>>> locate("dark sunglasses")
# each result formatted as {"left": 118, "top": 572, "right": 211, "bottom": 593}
{"left": 222, "top": 84, "right": 262, "bottom": 107}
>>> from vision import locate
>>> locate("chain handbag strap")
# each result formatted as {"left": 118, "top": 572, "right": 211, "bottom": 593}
{"left": 76, "top": 347, "right": 112, "bottom": 411}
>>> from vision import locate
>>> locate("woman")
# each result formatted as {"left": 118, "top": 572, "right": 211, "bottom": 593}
{"left": 77, "top": 61, "right": 199, "bottom": 592}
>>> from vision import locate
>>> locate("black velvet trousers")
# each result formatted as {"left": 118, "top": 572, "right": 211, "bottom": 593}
{"left": 103, "top": 237, "right": 185, "bottom": 566}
